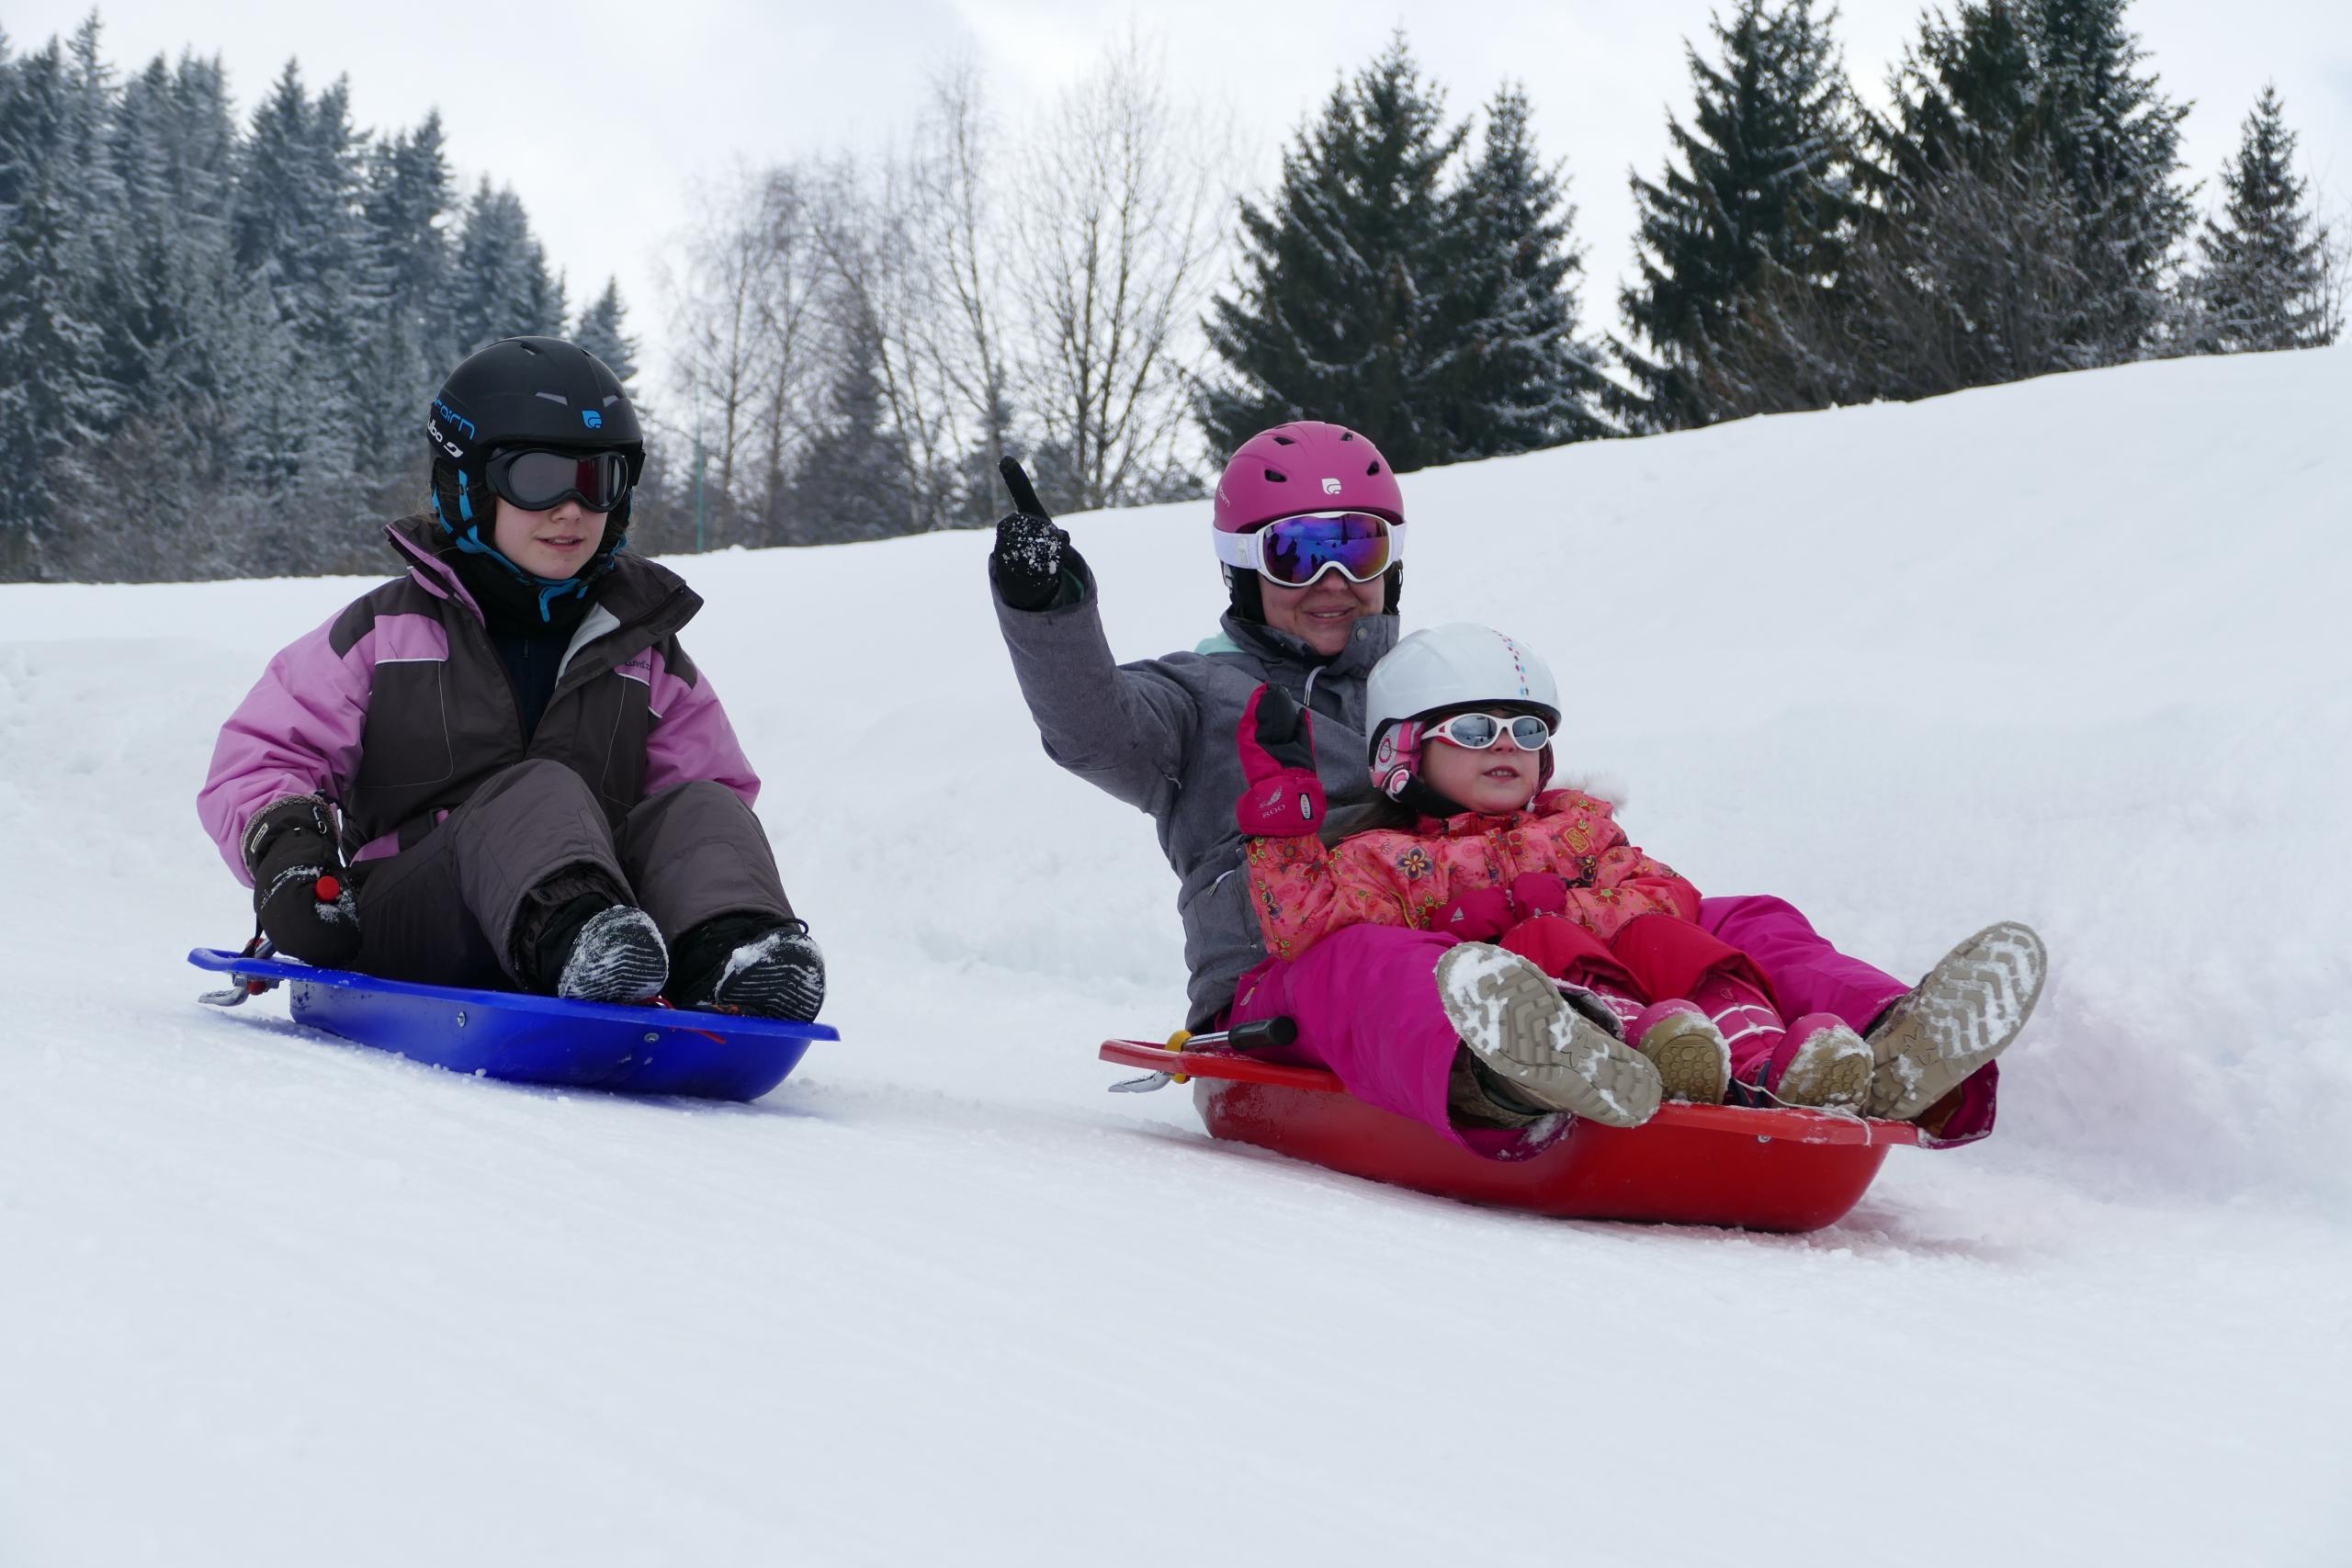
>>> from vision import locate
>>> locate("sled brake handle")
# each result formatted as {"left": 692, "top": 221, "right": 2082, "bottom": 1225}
{"left": 1188, "top": 1016, "right": 1298, "bottom": 1052}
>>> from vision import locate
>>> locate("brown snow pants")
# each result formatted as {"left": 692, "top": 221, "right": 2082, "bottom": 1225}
{"left": 351, "top": 758, "right": 795, "bottom": 990}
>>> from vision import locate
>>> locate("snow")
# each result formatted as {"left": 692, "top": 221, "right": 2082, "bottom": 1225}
{"left": 6, "top": 345, "right": 2352, "bottom": 1565}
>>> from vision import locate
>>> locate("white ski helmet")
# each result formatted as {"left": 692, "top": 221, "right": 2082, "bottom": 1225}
{"left": 1366, "top": 624, "right": 1560, "bottom": 807}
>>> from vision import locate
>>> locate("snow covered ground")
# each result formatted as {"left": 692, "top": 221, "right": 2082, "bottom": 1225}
{"left": 4, "top": 346, "right": 2349, "bottom": 1566}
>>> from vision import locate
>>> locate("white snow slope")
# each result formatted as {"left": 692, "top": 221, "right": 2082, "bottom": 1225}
{"left": 4, "top": 347, "right": 2349, "bottom": 1568}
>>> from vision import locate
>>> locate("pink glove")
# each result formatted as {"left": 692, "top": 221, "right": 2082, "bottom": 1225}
{"left": 1435, "top": 887, "right": 1517, "bottom": 942}
{"left": 1235, "top": 683, "right": 1326, "bottom": 837}
{"left": 1508, "top": 872, "right": 1572, "bottom": 920}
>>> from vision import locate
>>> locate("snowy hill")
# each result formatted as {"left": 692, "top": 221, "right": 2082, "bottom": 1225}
{"left": 4, "top": 347, "right": 2348, "bottom": 1566}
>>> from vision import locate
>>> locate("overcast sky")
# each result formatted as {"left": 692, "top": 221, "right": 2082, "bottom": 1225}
{"left": 14, "top": 0, "right": 2351, "bottom": 404}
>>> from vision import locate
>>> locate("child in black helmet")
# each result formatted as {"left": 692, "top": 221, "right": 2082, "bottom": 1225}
{"left": 198, "top": 336, "right": 824, "bottom": 1021}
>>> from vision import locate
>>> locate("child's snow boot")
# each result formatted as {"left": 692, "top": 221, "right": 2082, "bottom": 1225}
{"left": 1759, "top": 1015, "right": 1873, "bottom": 1112}
{"left": 670, "top": 915, "right": 826, "bottom": 1021}
{"left": 1435, "top": 943, "right": 1662, "bottom": 1128}
{"left": 1865, "top": 921, "right": 2046, "bottom": 1120}
{"left": 554, "top": 905, "right": 670, "bottom": 1004}
{"left": 1625, "top": 1000, "right": 1731, "bottom": 1105}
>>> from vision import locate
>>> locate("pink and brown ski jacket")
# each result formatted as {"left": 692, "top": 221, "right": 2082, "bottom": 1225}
{"left": 198, "top": 514, "right": 759, "bottom": 885}
{"left": 1244, "top": 790, "right": 1700, "bottom": 962}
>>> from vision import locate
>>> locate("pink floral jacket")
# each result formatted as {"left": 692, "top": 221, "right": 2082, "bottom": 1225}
{"left": 1244, "top": 789, "right": 1701, "bottom": 962}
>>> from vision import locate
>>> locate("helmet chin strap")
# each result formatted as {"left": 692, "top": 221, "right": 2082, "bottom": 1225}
{"left": 431, "top": 469, "right": 625, "bottom": 623}
{"left": 433, "top": 486, "right": 595, "bottom": 624}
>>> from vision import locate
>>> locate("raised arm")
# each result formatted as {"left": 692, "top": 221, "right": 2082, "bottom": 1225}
{"left": 989, "top": 458, "right": 1196, "bottom": 810}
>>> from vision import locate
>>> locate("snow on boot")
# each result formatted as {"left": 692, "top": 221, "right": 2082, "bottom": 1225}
{"left": 555, "top": 905, "right": 669, "bottom": 1004}
{"left": 682, "top": 921, "right": 825, "bottom": 1021}
{"left": 1865, "top": 921, "right": 2047, "bottom": 1120}
{"left": 1435, "top": 943, "right": 1661, "bottom": 1128}
{"left": 1626, "top": 1000, "right": 1730, "bottom": 1105}
{"left": 1768, "top": 1015, "right": 1873, "bottom": 1112}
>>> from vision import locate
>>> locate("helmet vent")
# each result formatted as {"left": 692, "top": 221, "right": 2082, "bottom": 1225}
{"left": 536, "top": 391, "right": 570, "bottom": 405}
{"left": 1271, "top": 434, "right": 1295, "bottom": 446}
{"left": 1366, "top": 460, "right": 1382, "bottom": 475}
{"left": 1340, "top": 431, "right": 1355, "bottom": 441}
{"left": 1264, "top": 468, "right": 1287, "bottom": 482}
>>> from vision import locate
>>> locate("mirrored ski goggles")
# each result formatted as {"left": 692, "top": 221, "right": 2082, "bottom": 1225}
{"left": 485, "top": 447, "right": 634, "bottom": 513}
{"left": 1213, "top": 512, "right": 1405, "bottom": 588}
{"left": 1421, "top": 711, "right": 1553, "bottom": 752}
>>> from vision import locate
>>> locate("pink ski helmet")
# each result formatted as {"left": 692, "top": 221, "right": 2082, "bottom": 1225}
{"left": 1213, "top": 421, "right": 1404, "bottom": 533}
{"left": 1213, "top": 422, "right": 1406, "bottom": 619}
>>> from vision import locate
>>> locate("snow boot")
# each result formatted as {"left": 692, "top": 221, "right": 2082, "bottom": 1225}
{"left": 1445, "top": 1051, "right": 1544, "bottom": 1131}
{"left": 1764, "top": 1015, "right": 1874, "bottom": 1112}
{"left": 1865, "top": 921, "right": 2047, "bottom": 1120}
{"left": 554, "top": 905, "right": 670, "bottom": 1004}
{"left": 1435, "top": 943, "right": 1662, "bottom": 1128}
{"left": 1626, "top": 1000, "right": 1731, "bottom": 1105}
{"left": 671, "top": 916, "right": 826, "bottom": 1021}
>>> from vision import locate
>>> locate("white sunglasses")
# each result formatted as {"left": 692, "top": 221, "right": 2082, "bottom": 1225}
{"left": 1422, "top": 712, "right": 1553, "bottom": 751}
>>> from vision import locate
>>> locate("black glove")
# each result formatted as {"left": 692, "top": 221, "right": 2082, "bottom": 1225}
{"left": 243, "top": 794, "right": 362, "bottom": 966}
{"left": 990, "top": 457, "right": 1077, "bottom": 612}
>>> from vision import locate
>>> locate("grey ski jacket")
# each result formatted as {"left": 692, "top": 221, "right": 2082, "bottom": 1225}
{"left": 992, "top": 558, "right": 1398, "bottom": 1027}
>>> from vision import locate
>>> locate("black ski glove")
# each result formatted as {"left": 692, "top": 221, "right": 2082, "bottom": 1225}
{"left": 989, "top": 457, "right": 1080, "bottom": 612}
{"left": 243, "top": 794, "right": 361, "bottom": 966}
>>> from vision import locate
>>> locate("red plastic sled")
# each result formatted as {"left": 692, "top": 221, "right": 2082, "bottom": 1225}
{"left": 1101, "top": 1040, "right": 1917, "bottom": 1232}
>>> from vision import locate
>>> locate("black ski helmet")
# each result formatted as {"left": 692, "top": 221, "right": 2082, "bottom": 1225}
{"left": 426, "top": 336, "right": 647, "bottom": 555}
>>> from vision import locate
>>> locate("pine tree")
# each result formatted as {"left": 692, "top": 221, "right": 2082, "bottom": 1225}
{"left": 1871, "top": 0, "right": 2190, "bottom": 367}
{"left": 232, "top": 62, "right": 373, "bottom": 491}
{"left": 2191, "top": 85, "right": 2335, "bottom": 353}
{"left": 1, "top": 22, "right": 582, "bottom": 581}
{"left": 1199, "top": 34, "right": 1466, "bottom": 469}
{"left": 1614, "top": 0, "right": 1860, "bottom": 432}
{"left": 2019, "top": 0, "right": 2190, "bottom": 351}
{"left": 572, "top": 278, "right": 639, "bottom": 387}
{"left": 787, "top": 316, "right": 915, "bottom": 545}
{"left": 0, "top": 30, "right": 121, "bottom": 577}
{"left": 360, "top": 112, "right": 457, "bottom": 470}
{"left": 1432, "top": 85, "right": 1608, "bottom": 453}
{"left": 449, "top": 179, "right": 567, "bottom": 354}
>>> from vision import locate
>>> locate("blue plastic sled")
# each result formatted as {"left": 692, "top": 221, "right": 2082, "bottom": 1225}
{"left": 188, "top": 948, "right": 836, "bottom": 1101}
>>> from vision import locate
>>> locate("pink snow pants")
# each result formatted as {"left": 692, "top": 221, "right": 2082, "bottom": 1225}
{"left": 1698, "top": 896, "right": 1998, "bottom": 1144}
{"left": 1224, "top": 896, "right": 1997, "bottom": 1156}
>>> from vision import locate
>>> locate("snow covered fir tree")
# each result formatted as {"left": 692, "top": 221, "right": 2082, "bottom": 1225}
{"left": 0, "top": 17, "right": 634, "bottom": 582}
{"left": 1199, "top": 37, "right": 1608, "bottom": 469}
{"left": 2189, "top": 85, "right": 2340, "bottom": 353}
{"left": 1611, "top": 0, "right": 1859, "bottom": 433}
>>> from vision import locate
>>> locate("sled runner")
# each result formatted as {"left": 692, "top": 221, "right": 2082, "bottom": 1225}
{"left": 191, "top": 947, "right": 834, "bottom": 1101}
{"left": 1101, "top": 1033, "right": 1917, "bottom": 1232}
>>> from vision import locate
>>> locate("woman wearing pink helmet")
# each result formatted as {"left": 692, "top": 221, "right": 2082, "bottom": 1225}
{"left": 991, "top": 423, "right": 1403, "bottom": 1032}
{"left": 988, "top": 424, "right": 2002, "bottom": 1145}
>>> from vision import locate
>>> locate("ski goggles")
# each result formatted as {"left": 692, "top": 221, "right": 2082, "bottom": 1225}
{"left": 485, "top": 447, "right": 634, "bottom": 513}
{"left": 1213, "top": 512, "right": 1405, "bottom": 588}
{"left": 1421, "top": 711, "right": 1553, "bottom": 752}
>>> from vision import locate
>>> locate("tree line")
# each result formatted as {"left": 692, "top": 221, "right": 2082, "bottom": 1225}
{"left": 0, "top": 16, "right": 639, "bottom": 581}
{"left": 2, "top": 4, "right": 2340, "bottom": 581}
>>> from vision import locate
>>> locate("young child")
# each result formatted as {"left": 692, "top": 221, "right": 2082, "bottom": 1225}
{"left": 197, "top": 336, "right": 823, "bottom": 1020}
{"left": 1231, "top": 623, "right": 2045, "bottom": 1146}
